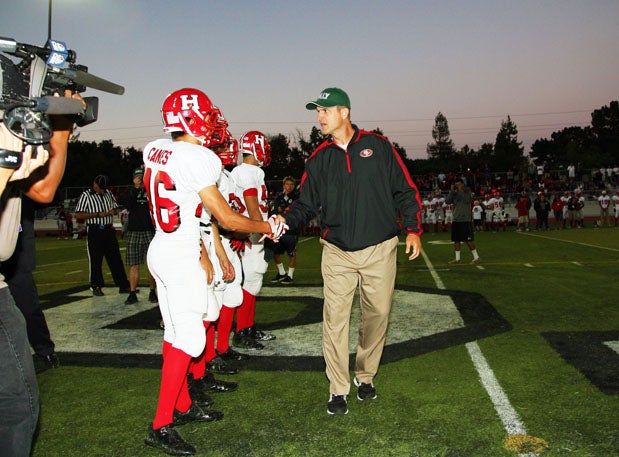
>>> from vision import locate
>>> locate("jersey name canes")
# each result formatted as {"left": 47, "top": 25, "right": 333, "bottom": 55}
{"left": 143, "top": 138, "right": 222, "bottom": 243}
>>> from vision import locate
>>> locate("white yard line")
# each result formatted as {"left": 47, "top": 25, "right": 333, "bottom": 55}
{"left": 517, "top": 231, "right": 619, "bottom": 252}
{"left": 421, "top": 249, "right": 540, "bottom": 457}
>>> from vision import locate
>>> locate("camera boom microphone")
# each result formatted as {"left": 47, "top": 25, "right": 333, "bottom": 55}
{"left": 29, "top": 96, "right": 85, "bottom": 115}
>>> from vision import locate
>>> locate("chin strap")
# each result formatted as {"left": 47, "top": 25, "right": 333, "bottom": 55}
{"left": 0, "top": 148, "right": 22, "bottom": 170}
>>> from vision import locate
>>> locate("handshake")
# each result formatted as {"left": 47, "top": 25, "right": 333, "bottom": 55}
{"left": 260, "top": 215, "right": 289, "bottom": 242}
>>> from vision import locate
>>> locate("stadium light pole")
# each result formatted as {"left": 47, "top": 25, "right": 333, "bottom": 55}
{"left": 47, "top": 0, "right": 53, "bottom": 41}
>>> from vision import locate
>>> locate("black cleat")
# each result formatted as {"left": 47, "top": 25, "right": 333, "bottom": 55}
{"left": 190, "top": 372, "right": 238, "bottom": 394}
{"left": 217, "top": 347, "right": 248, "bottom": 361}
{"left": 232, "top": 328, "right": 264, "bottom": 350}
{"left": 173, "top": 403, "right": 223, "bottom": 426}
{"left": 207, "top": 356, "right": 238, "bottom": 375}
{"left": 145, "top": 423, "right": 195, "bottom": 456}
{"left": 92, "top": 286, "right": 104, "bottom": 296}
{"left": 149, "top": 289, "right": 158, "bottom": 303}
{"left": 187, "top": 375, "right": 215, "bottom": 408}
{"left": 249, "top": 326, "right": 276, "bottom": 341}
{"left": 327, "top": 394, "right": 348, "bottom": 416}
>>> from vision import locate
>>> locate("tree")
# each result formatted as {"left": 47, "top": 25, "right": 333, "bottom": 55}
{"left": 426, "top": 112, "right": 455, "bottom": 164}
{"left": 493, "top": 115, "right": 525, "bottom": 171}
{"left": 590, "top": 100, "right": 619, "bottom": 163}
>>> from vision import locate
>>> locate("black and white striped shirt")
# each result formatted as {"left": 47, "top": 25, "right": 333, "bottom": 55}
{"left": 75, "top": 188, "right": 119, "bottom": 226}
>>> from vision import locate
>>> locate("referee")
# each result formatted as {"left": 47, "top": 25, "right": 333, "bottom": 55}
{"left": 75, "top": 174, "right": 130, "bottom": 296}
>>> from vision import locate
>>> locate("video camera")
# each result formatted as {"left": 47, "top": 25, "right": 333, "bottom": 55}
{"left": 0, "top": 37, "right": 124, "bottom": 146}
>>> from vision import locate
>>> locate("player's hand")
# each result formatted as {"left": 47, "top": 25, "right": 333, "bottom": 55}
{"left": 230, "top": 238, "right": 251, "bottom": 253}
{"left": 220, "top": 256, "right": 235, "bottom": 282}
{"left": 405, "top": 233, "right": 421, "bottom": 261}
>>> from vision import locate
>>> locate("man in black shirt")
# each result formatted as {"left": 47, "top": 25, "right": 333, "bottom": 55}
{"left": 120, "top": 167, "right": 157, "bottom": 304}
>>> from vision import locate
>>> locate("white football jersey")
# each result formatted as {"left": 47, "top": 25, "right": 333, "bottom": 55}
{"left": 230, "top": 163, "right": 268, "bottom": 221}
{"left": 599, "top": 195, "right": 611, "bottom": 209}
{"left": 143, "top": 138, "right": 222, "bottom": 242}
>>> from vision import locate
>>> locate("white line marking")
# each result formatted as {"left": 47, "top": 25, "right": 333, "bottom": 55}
{"left": 524, "top": 263, "right": 535, "bottom": 268}
{"left": 420, "top": 249, "right": 446, "bottom": 290}
{"left": 65, "top": 270, "right": 82, "bottom": 275}
{"left": 466, "top": 342, "right": 527, "bottom": 435}
{"left": 571, "top": 261, "right": 582, "bottom": 266}
{"left": 519, "top": 231, "right": 619, "bottom": 252}
{"left": 421, "top": 247, "right": 538, "bottom": 457}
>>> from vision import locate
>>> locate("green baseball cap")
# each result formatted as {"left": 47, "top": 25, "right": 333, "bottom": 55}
{"left": 133, "top": 166, "right": 144, "bottom": 177}
{"left": 305, "top": 87, "right": 350, "bottom": 110}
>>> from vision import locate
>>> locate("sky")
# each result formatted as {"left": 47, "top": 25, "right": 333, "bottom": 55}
{"left": 2, "top": 0, "right": 618, "bottom": 159}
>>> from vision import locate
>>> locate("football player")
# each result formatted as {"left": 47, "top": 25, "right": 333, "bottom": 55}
{"left": 229, "top": 131, "right": 276, "bottom": 349}
{"left": 143, "top": 89, "right": 286, "bottom": 456}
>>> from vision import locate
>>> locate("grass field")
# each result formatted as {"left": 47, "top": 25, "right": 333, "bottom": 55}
{"left": 29, "top": 227, "right": 618, "bottom": 457}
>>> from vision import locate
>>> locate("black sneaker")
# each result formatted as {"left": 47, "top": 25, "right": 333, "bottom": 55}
{"left": 217, "top": 347, "right": 248, "bottom": 361}
{"left": 33, "top": 353, "right": 60, "bottom": 373}
{"left": 354, "top": 377, "right": 377, "bottom": 401}
{"left": 173, "top": 403, "right": 223, "bottom": 425}
{"left": 207, "top": 356, "right": 238, "bottom": 375}
{"left": 187, "top": 375, "right": 215, "bottom": 408}
{"left": 92, "top": 286, "right": 104, "bottom": 296}
{"left": 327, "top": 394, "right": 348, "bottom": 415}
{"left": 270, "top": 273, "right": 287, "bottom": 283}
{"left": 232, "top": 328, "right": 264, "bottom": 350}
{"left": 145, "top": 423, "right": 196, "bottom": 456}
{"left": 249, "top": 326, "right": 276, "bottom": 341}
{"left": 280, "top": 274, "right": 293, "bottom": 284}
{"left": 149, "top": 289, "right": 158, "bottom": 303}
{"left": 124, "top": 292, "right": 138, "bottom": 305}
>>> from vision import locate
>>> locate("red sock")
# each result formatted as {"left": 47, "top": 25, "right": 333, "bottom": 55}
{"left": 236, "top": 289, "right": 256, "bottom": 331}
{"left": 216, "top": 306, "right": 235, "bottom": 353}
{"left": 205, "top": 322, "right": 216, "bottom": 362}
{"left": 152, "top": 345, "right": 191, "bottom": 429}
{"left": 188, "top": 321, "right": 210, "bottom": 380}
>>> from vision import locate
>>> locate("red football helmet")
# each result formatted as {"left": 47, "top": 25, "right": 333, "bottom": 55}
{"left": 216, "top": 130, "right": 239, "bottom": 166}
{"left": 240, "top": 130, "right": 271, "bottom": 167}
{"left": 161, "top": 88, "right": 228, "bottom": 147}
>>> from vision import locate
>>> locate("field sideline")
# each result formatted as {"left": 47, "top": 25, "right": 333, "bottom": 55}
{"left": 28, "top": 228, "right": 618, "bottom": 457}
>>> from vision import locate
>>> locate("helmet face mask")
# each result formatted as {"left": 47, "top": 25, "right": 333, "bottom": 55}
{"left": 240, "top": 130, "right": 271, "bottom": 167}
{"left": 214, "top": 130, "right": 239, "bottom": 166}
{"left": 161, "top": 88, "right": 228, "bottom": 147}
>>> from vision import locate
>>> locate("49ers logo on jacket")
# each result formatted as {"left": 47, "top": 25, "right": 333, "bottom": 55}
{"left": 359, "top": 149, "right": 373, "bottom": 158}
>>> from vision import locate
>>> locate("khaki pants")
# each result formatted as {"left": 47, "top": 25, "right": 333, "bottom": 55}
{"left": 320, "top": 236, "right": 398, "bottom": 395}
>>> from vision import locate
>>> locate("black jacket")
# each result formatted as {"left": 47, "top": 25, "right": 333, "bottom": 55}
{"left": 284, "top": 126, "right": 422, "bottom": 251}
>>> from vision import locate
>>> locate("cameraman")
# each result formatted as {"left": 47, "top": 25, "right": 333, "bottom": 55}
{"left": 0, "top": 75, "right": 81, "bottom": 457}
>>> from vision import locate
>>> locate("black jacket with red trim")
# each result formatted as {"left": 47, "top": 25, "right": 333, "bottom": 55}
{"left": 284, "top": 125, "right": 422, "bottom": 251}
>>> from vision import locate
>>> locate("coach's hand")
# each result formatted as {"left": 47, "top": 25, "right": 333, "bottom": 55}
{"left": 263, "top": 215, "right": 288, "bottom": 241}
{"left": 405, "top": 233, "right": 422, "bottom": 261}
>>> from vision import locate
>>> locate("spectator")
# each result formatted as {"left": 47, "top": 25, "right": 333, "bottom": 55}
{"left": 119, "top": 167, "right": 157, "bottom": 305}
{"left": 551, "top": 193, "right": 564, "bottom": 230}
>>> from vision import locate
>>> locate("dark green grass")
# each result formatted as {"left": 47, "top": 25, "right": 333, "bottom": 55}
{"left": 30, "top": 228, "right": 618, "bottom": 456}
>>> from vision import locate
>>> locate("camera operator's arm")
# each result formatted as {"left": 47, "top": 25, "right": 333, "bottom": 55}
{"left": 20, "top": 92, "right": 84, "bottom": 203}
